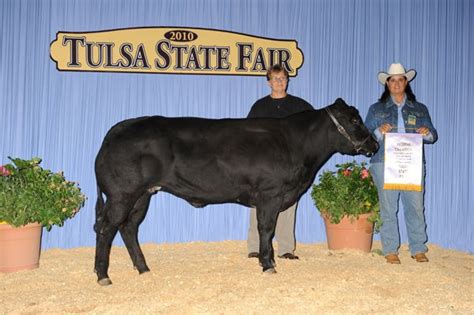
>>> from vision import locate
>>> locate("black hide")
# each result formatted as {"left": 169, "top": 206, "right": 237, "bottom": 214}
{"left": 94, "top": 98, "right": 378, "bottom": 285}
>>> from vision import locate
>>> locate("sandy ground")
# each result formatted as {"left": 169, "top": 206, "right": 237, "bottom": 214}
{"left": 0, "top": 241, "right": 472, "bottom": 314}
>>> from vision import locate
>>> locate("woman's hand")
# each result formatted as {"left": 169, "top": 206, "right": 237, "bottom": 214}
{"left": 378, "top": 123, "right": 392, "bottom": 134}
{"left": 416, "top": 126, "right": 430, "bottom": 136}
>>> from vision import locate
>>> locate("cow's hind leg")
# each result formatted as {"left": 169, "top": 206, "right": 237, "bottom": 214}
{"left": 94, "top": 208, "right": 119, "bottom": 285}
{"left": 256, "top": 201, "right": 280, "bottom": 273}
{"left": 95, "top": 197, "right": 135, "bottom": 286}
{"left": 119, "top": 191, "right": 153, "bottom": 274}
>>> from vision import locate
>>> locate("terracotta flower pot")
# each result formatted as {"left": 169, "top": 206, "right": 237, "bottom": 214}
{"left": 322, "top": 213, "right": 374, "bottom": 253}
{"left": 0, "top": 222, "right": 43, "bottom": 273}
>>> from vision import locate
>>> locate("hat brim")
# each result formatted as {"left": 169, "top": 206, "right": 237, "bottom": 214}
{"left": 377, "top": 69, "right": 417, "bottom": 85}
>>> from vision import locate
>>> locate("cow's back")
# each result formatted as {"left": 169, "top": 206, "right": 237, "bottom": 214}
{"left": 95, "top": 114, "right": 317, "bottom": 206}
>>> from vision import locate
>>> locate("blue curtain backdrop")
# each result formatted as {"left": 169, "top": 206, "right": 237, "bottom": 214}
{"left": 1, "top": 0, "right": 472, "bottom": 253}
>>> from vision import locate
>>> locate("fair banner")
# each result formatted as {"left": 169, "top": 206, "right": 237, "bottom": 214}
{"left": 49, "top": 27, "right": 304, "bottom": 77}
{"left": 384, "top": 133, "right": 423, "bottom": 191}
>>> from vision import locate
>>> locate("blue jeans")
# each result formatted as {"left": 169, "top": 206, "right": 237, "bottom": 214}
{"left": 369, "top": 163, "right": 428, "bottom": 256}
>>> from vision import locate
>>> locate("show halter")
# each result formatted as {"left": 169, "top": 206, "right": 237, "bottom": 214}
{"left": 325, "top": 107, "right": 373, "bottom": 155}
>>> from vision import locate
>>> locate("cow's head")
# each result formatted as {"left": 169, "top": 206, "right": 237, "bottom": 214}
{"left": 326, "top": 98, "right": 379, "bottom": 157}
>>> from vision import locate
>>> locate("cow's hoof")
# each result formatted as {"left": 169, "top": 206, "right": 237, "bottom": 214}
{"left": 259, "top": 261, "right": 276, "bottom": 267}
{"left": 134, "top": 265, "right": 150, "bottom": 274}
{"left": 98, "top": 278, "right": 113, "bottom": 286}
{"left": 263, "top": 267, "right": 277, "bottom": 274}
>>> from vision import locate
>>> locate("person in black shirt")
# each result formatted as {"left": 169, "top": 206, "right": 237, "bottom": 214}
{"left": 247, "top": 64, "right": 314, "bottom": 260}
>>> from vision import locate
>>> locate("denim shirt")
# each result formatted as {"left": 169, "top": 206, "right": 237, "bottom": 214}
{"left": 364, "top": 97, "right": 438, "bottom": 163}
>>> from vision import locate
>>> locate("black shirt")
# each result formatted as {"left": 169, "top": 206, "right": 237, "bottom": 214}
{"left": 247, "top": 94, "right": 314, "bottom": 118}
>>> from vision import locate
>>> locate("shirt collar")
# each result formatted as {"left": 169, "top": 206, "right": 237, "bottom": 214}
{"left": 384, "top": 94, "right": 413, "bottom": 109}
{"left": 391, "top": 95, "right": 406, "bottom": 107}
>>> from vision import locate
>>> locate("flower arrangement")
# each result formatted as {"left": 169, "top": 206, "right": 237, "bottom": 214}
{"left": 311, "top": 161, "right": 381, "bottom": 231}
{"left": 0, "top": 157, "right": 86, "bottom": 230}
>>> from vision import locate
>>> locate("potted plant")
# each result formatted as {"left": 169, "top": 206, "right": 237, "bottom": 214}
{"left": 311, "top": 161, "right": 381, "bottom": 252}
{"left": 0, "top": 157, "right": 86, "bottom": 272}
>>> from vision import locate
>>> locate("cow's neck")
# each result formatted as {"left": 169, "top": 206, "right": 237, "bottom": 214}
{"left": 302, "top": 110, "right": 338, "bottom": 172}
{"left": 285, "top": 110, "right": 338, "bottom": 200}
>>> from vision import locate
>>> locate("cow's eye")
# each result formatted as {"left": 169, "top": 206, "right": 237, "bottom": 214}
{"left": 351, "top": 118, "right": 360, "bottom": 125}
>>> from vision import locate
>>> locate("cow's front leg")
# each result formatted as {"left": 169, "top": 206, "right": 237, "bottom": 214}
{"left": 256, "top": 205, "right": 279, "bottom": 273}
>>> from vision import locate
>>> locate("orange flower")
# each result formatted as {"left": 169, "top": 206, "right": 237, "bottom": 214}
{"left": 361, "top": 168, "right": 369, "bottom": 179}
{"left": 0, "top": 165, "right": 11, "bottom": 176}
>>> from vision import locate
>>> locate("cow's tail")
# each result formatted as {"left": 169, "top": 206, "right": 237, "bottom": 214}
{"left": 94, "top": 185, "right": 106, "bottom": 234}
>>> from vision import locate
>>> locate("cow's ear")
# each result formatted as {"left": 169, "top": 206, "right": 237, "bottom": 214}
{"left": 335, "top": 98, "right": 347, "bottom": 106}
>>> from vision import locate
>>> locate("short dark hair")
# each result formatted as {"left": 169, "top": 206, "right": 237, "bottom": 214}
{"left": 266, "top": 64, "right": 289, "bottom": 81}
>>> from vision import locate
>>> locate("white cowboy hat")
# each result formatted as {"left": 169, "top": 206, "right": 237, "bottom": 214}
{"left": 377, "top": 63, "right": 417, "bottom": 85}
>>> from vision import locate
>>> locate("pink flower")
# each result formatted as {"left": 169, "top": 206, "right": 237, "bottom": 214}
{"left": 361, "top": 168, "right": 369, "bottom": 179}
{"left": 0, "top": 165, "right": 11, "bottom": 176}
{"left": 343, "top": 169, "right": 352, "bottom": 177}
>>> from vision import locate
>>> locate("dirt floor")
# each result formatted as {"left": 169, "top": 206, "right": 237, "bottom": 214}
{"left": 0, "top": 241, "right": 472, "bottom": 314}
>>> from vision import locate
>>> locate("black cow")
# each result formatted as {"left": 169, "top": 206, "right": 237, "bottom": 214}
{"left": 94, "top": 98, "right": 378, "bottom": 285}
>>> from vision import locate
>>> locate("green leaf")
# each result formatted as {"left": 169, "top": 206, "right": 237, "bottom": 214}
{"left": 311, "top": 160, "right": 382, "bottom": 232}
{"left": 0, "top": 157, "right": 86, "bottom": 229}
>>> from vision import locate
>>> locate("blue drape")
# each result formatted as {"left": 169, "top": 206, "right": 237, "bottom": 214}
{"left": 1, "top": 0, "right": 472, "bottom": 253}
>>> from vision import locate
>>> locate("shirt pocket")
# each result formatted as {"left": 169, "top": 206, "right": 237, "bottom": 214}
{"left": 408, "top": 110, "right": 427, "bottom": 128}
{"left": 410, "top": 110, "right": 426, "bottom": 118}
{"left": 374, "top": 111, "right": 392, "bottom": 125}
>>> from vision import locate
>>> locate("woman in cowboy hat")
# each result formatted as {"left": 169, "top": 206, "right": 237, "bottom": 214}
{"left": 365, "top": 63, "right": 438, "bottom": 264}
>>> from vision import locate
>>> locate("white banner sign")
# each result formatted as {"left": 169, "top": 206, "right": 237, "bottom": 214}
{"left": 384, "top": 133, "right": 423, "bottom": 191}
